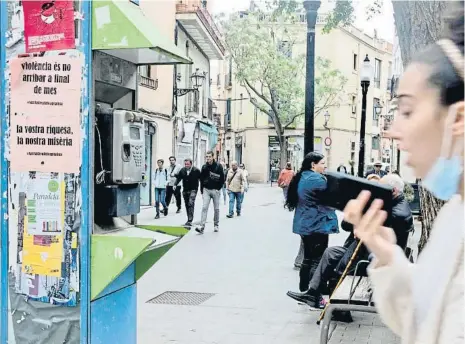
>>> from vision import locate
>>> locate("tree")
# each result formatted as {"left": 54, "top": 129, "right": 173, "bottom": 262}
{"left": 222, "top": 10, "right": 347, "bottom": 167}
{"left": 320, "top": 0, "right": 454, "bottom": 253}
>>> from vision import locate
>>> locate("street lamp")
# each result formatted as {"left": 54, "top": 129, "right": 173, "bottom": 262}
{"left": 190, "top": 68, "right": 206, "bottom": 89}
{"left": 323, "top": 110, "right": 330, "bottom": 128}
{"left": 303, "top": 0, "right": 321, "bottom": 155}
{"left": 357, "top": 54, "right": 373, "bottom": 177}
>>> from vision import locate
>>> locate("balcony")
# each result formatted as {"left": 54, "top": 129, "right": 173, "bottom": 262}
{"left": 176, "top": 1, "right": 225, "bottom": 60}
{"left": 139, "top": 75, "right": 159, "bottom": 90}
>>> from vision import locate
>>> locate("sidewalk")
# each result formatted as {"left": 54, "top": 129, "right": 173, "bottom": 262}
{"left": 136, "top": 184, "right": 399, "bottom": 344}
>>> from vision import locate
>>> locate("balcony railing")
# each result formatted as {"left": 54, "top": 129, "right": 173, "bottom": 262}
{"left": 176, "top": 2, "right": 225, "bottom": 55}
{"left": 139, "top": 75, "right": 159, "bottom": 90}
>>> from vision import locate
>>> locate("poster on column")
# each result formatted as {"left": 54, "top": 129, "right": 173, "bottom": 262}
{"left": 22, "top": 0, "right": 76, "bottom": 53}
{"left": 9, "top": 55, "right": 82, "bottom": 173}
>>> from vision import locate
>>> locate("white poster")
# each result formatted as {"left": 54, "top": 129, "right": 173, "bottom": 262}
{"left": 26, "top": 172, "right": 63, "bottom": 235}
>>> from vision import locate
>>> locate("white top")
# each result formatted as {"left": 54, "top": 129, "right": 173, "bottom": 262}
{"left": 368, "top": 194, "right": 464, "bottom": 344}
{"left": 153, "top": 168, "right": 168, "bottom": 189}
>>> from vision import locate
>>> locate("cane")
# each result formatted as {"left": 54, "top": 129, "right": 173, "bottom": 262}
{"left": 316, "top": 240, "right": 364, "bottom": 325}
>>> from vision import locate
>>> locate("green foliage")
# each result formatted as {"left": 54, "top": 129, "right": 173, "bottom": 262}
{"left": 222, "top": 10, "right": 346, "bottom": 133}
{"left": 322, "top": 1, "right": 355, "bottom": 33}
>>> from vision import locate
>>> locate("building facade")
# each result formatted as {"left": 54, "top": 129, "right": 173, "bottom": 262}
{"left": 212, "top": 12, "right": 393, "bottom": 182}
{"left": 137, "top": 0, "right": 224, "bottom": 204}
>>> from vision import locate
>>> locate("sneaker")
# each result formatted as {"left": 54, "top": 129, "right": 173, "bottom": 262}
{"left": 164, "top": 208, "right": 168, "bottom": 216}
{"left": 286, "top": 290, "right": 320, "bottom": 309}
{"left": 184, "top": 221, "right": 192, "bottom": 227}
{"left": 214, "top": 226, "right": 219, "bottom": 232}
{"left": 195, "top": 226, "right": 204, "bottom": 234}
{"left": 226, "top": 214, "right": 233, "bottom": 218}
{"left": 176, "top": 208, "right": 181, "bottom": 214}
{"left": 155, "top": 214, "right": 160, "bottom": 219}
{"left": 236, "top": 212, "right": 241, "bottom": 217}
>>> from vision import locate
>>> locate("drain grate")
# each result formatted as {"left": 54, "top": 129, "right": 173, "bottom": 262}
{"left": 147, "top": 291, "right": 215, "bottom": 306}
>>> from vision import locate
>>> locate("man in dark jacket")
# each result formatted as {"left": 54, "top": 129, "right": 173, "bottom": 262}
{"left": 174, "top": 158, "right": 201, "bottom": 227}
{"left": 287, "top": 174, "right": 413, "bottom": 314}
{"left": 365, "top": 161, "right": 387, "bottom": 178}
{"left": 197, "top": 151, "right": 225, "bottom": 234}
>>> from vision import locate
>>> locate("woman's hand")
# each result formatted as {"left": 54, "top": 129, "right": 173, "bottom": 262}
{"left": 344, "top": 191, "right": 397, "bottom": 267}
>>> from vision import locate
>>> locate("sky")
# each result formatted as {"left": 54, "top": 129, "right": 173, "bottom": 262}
{"left": 211, "top": 0, "right": 395, "bottom": 42}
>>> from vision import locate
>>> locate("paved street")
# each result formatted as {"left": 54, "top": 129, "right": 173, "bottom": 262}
{"left": 136, "top": 184, "right": 399, "bottom": 344}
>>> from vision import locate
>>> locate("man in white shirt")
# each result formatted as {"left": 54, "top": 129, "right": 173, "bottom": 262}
{"left": 165, "top": 156, "right": 182, "bottom": 214}
{"left": 153, "top": 159, "right": 168, "bottom": 219}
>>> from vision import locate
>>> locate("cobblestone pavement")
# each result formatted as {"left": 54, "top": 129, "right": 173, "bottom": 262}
{"left": 136, "top": 184, "right": 400, "bottom": 344}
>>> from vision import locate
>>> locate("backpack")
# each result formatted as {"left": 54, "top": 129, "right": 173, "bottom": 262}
{"left": 155, "top": 169, "right": 168, "bottom": 180}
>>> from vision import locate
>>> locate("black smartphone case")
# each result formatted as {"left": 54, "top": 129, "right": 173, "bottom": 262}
{"left": 322, "top": 172, "right": 393, "bottom": 215}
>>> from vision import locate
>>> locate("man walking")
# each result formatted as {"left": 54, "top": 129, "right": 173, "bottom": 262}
{"left": 226, "top": 161, "right": 245, "bottom": 218}
{"left": 174, "top": 158, "right": 201, "bottom": 227}
{"left": 197, "top": 151, "right": 225, "bottom": 234}
{"left": 153, "top": 159, "right": 168, "bottom": 219}
{"left": 165, "top": 156, "right": 182, "bottom": 214}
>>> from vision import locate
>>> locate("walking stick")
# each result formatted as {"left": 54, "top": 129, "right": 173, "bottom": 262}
{"left": 316, "top": 240, "right": 364, "bottom": 325}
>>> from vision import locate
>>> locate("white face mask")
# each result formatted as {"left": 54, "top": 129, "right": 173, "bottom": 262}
{"left": 423, "top": 105, "right": 463, "bottom": 200}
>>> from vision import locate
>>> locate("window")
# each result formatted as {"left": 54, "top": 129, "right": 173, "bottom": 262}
{"left": 139, "top": 65, "right": 151, "bottom": 78}
{"left": 351, "top": 141, "right": 356, "bottom": 151}
{"left": 278, "top": 40, "right": 292, "bottom": 58}
{"left": 351, "top": 95, "right": 357, "bottom": 115}
{"left": 353, "top": 54, "right": 357, "bottom": 70}
{"left": 268, "top": 109, "right": 274, "bottom": 126}
{"left": 351, "top": 152, "right": 355, "bottom": 161}
{"left": 374, "top": 58, "right": 381, "bottom": 88}
{"left": 373, "top": 98, "right": 380, "bottom": 127}
{"left": 226, "top": 98, "right": 232, "bottom": 123}
{"left": 372, "top": 136, "right": 380, "bottom": 150}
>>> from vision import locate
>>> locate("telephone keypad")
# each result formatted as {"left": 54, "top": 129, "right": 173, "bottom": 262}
{"left": 132, "top": 144, "right": 143, "bottom": 168}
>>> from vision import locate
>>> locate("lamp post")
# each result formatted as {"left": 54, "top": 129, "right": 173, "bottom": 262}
{"left": 323, "top": 110, "right": 330, "bottom": 128}
{"left": 357, "top": 55, "right": 373, "bottom": 177}
{"left": 303, "top": 0, "right": 321, "bottom": 155}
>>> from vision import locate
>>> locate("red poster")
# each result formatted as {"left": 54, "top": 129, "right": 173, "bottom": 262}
{"left": 22, "top": 0, "right": 75, "bottom": 53}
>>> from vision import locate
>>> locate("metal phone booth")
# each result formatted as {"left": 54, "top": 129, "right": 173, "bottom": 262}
{"left": 0, "top": 1, "right": 191, "bottom": 343}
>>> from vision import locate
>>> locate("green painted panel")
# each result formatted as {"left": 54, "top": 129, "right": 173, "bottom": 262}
{"left": 91, "top": 235, "right": 154, "bottom": 300}
{"left": 136, "top": 225, "right": 189, "bottom": 237}
{"left": 92, "top": 1, "right": 191, "bottom": 65}
{"left": 135, "top": 242, "right": 177, "bottom": 281}
{"left": 92, "top": 1, "right": 151, "bottom": 49}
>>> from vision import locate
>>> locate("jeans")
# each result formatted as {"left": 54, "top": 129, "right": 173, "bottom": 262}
{"left": 282, "top": 186, "right": 289, "bottom": 201}
{"left": 166, "top": 185, "right": 182, "bottom": 210}
{"left": 308, "top": 246, "right": 347, "bottom": 294}
{"left": 200, "top": 189, "right": 221, "bottom": 227}
{"left": 182, "top": 189, "right": 197, "bottom": 223}
{"left": 155, "top": 188, "right": 167, "bottom": 215}
{"left": 228, "top": 191, "right": 242, "bottom": 215}
{"left": 221, "top": 185, "right": 227, "bottom": 204}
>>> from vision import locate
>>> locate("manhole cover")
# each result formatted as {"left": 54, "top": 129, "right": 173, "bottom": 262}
{"left": 147, "top": 291, "right": 215, "bottom": 306}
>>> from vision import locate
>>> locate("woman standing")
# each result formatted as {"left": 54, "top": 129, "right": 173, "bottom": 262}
{"left": 286, "top": 152, "right": 339, "bottom": 292}
{"left": 344, "top": 4, "right": 464, "bottom": 342}
{"left": 278, "top": 162, "right": 295, "bottom": 202}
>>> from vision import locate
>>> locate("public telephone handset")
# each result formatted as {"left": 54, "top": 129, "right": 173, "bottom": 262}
{"left": 95, "top": 107, "right": 146, "bottom": 185}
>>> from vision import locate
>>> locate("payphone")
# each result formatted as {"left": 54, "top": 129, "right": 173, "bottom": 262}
{"left": 95, "top": 107, "right": 146, "bottom": 217}
{"left": 95, "top": 107, "right": 145, "bottom": 184}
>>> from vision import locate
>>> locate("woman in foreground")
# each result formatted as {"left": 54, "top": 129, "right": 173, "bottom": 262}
{"left": 344, "top": 4, "right": 463, "bottom": 343}
{"left": 286, "top": 152, "right": 338, "bottom": 292}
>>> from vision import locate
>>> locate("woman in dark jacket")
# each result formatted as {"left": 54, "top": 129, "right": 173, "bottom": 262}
{"left": 286, "top": 152, "right": 339, "bottom": 291}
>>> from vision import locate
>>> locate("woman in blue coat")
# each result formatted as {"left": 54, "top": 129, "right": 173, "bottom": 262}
{"left": 286, "top": 152, "right": 339, "bottom": 292}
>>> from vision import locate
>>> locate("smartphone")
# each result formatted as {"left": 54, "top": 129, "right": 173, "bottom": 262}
{"left": 322, "top": 172, "right": 393, "bottom": 215}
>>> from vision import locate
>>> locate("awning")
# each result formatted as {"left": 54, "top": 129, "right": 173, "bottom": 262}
{"left": 92, "top": 1, "right": 192, "bottom": 65}
{"left": 199, "top": 122, "right": 218, "bottom": 149}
